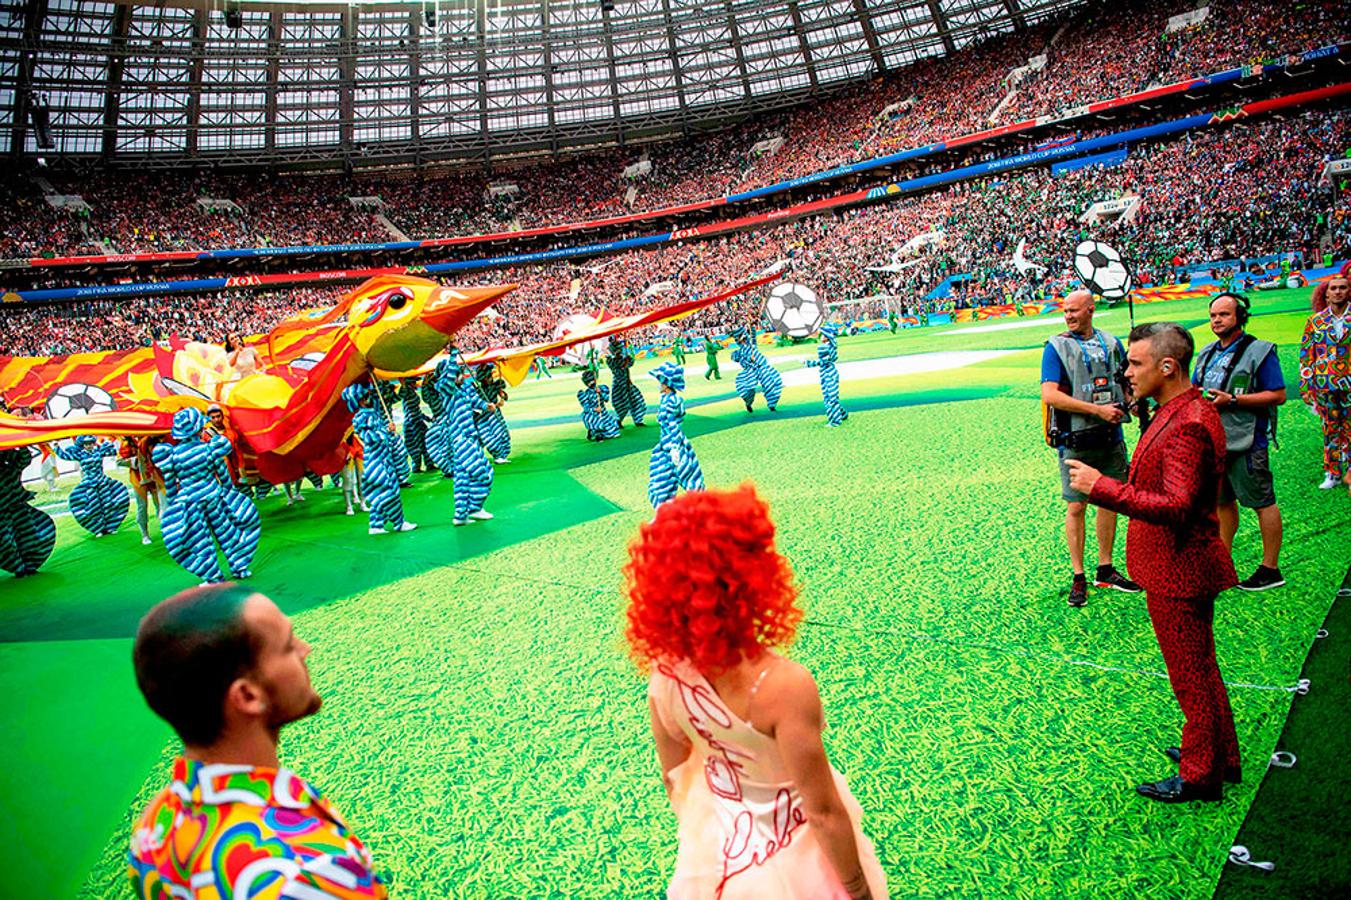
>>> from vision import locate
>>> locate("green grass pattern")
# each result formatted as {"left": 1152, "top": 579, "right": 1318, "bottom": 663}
{"left": 0, "top": 289, "right": 1343, "bottom": 898}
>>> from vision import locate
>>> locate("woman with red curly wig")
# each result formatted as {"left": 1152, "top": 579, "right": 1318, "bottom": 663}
{"left": 625, "top": 485, "right": 887, "bottom": 900}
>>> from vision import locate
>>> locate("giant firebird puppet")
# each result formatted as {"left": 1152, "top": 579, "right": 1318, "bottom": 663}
{"left": 54, "top": 435, "right": 131, "bottom": 536}
{"left": 153, "top": 408, "right": 261, "bottom": 583}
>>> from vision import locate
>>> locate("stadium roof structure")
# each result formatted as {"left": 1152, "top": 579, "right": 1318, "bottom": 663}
{"left": 1, "top": 0, "right": 1085, "bottom": 170}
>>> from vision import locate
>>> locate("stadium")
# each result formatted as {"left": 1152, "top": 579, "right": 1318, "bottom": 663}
{"left": 0, "top": 0, "right": 1348, "bottom": 896}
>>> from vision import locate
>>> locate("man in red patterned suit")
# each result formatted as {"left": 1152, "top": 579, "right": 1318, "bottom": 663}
{"left": 1066, "top": 322, "right": 1239, "bottom": 803}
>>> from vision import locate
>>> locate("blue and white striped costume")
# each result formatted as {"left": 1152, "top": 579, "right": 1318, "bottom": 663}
{"left": 153, "top": 408, "right": 260, "bottom": 583}
{"left": 432, "top": 358, "right": 494, "bottom": 520}
{"left": 606, "top": 337, "right": 647, "bottom": 426}
{"left": 730, "top": 327, "right": 783, "bottom": 412}
{"left": 345, "top": 383, "right": 410, "bottom": 532}
{"left": 0, "top": 447, "right": 56, "bottom": 577}
{"left": 426, "top": 359, "right": 456, "bottom": 475}
{"left": 474, "top": 365, "right": 512, "bottom": 461}
{"left": 578, "top": 370, "right": 621, "bottom": 441}
{"left": 646, "top": 363, "right": 705, "bottom": 508}
{"left": 400, "top": 378, "right": 433, "bottom": 473}
{"left": 55, "top": 437, "right": 130, "bottom": 536}
{"left": 805, "top": 324, "right": 848, "bottom": 426}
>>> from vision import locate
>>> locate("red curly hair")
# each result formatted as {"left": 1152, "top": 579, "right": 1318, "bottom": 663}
{"left": 624, "top": 484, "right": 801, "bottom": 673}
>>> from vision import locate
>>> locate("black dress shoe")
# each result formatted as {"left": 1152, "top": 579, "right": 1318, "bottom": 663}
{"left": 1135, "top": 774, "right": 1222, "bottom": 803}
{"left": 1163, "top": 747, "right": 1241, "bottom": 784}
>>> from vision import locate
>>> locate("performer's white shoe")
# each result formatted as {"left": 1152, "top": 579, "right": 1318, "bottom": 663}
{"left": 396, "top": 522, "right": 418, "bottom": 532}
{"left": 345, "top": 507, "right": 354, "bottom": 516}
{"left": 453, "top": 517, "right": 472, "bottom": 526}
{"left": 141, "top": 536, "right": 153, "bottom": 545}
{"left": 494, "top": 458, "right": 511, "bottom": 464}
{"left": 469, "top": 510, "right": 494, "bottom": 520}
{"left": 368, "top": 526, "right": 388, "bottom": 535}
{"left": 1320, "top": 473, "right": 1339, "bottom": 489}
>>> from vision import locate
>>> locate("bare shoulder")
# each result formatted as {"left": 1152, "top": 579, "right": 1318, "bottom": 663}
{"left": 759, "top": 657, "right": 822, "bottom": 710}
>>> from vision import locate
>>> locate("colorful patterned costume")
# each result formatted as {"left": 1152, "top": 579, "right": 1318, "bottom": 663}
{"left": 153, "top": 409, "right": 261, "bottom": 583}
{"left": 431, "top": 358, "right": 494, "bottom": 521}
{"left": 730, "top": 327, "right": 783, "bottom": 412}
{"left": 647, "top": 363, "right": 706, "bottom": 508}
{"left": 474, "top": 364, "right": 512, "bottom": 462}
{"left": 345, "top": 384, "right": 412, "bottom": 534}
{"left": 1298, "top": 308, "right": 1351, "bottom": 480}
{"left": 804, "top": 324, "right": 848, "bottom": 426}
{"left": 0, "top": 447, "right": 56, "bottom": 577}
{"left": 606, "top": 336, "right": 648, "bottom": 425}
{"left": 399, "top": 377, "right": 433, "bottom": 473}
{"left": 128, "top": 756, "right": 386, "bottom": 899}
{"left": 55, "top": 436, "right": 130, "bottom": 536}
{"left": 578, "top": 370, "right": 621, "bottom": 441}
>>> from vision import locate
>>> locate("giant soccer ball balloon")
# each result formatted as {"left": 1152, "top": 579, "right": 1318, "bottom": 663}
{"left": 1073, "top": 240, "right": 1133, "bottom": 298}
{"left": 45, "top": 382, "right": 116, "bottom": 419}
{"left": 765, "top": 282, "right": 824, "bottom": 338}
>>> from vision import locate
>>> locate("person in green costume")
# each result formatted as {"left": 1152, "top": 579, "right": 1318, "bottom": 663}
{"left": 887, "top": 308, "right": 898, "bottom": 333}
{"left": 703, "top": 335, "right": 722, "bottom": 381}
{"left": 672, "top": 333, "right": 687, "bottom": 365}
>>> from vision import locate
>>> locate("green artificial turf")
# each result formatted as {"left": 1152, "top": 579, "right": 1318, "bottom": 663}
{"left": 0, "top": 288, "right": 1344, "bottom": 898}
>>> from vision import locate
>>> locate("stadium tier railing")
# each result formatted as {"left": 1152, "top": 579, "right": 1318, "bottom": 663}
{"left": 2, "top": 41, "right": 1344, "bottom": 273}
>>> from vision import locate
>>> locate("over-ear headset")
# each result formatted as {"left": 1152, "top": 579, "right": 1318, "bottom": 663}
{"left": 1211, "top": 291, "right": 1251, "bottom": 327}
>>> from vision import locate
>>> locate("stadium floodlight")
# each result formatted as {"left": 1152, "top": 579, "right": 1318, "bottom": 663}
{"left": 223, "top": 1, "right": 242, "bottom": 30}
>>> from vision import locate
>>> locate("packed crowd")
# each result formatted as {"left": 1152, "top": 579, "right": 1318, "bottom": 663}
{"left": 1, "top": 0, "right": 1342, "bottom": 262}
{"left": 3, "top": 102, "right": 1343, "bottom": 360}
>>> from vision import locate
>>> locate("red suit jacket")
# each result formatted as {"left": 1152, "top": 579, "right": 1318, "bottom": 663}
{"left": 1090, "top": 387, "right": 1237, "bottom": 599}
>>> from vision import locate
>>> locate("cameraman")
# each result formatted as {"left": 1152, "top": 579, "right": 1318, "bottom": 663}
{"left": 1194, "top": 293, "right": 1286, "bottom": 590}
{"left": 1041, "top": 290, "right": 1142, "bottom": 606}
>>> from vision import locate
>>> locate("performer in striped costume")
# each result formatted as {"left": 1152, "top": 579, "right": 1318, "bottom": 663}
{"left": 647, "top": 363, "right": 706, "bottom": 509}
{"left": 153, "top": 408, "right": 261, "bottom": 583}
{"left": 805, "top": 323, "right": 848, "bottom": 427}
{"left": 399, "top": 377, "right": 433, "bottom": 474}
{"left": 730, "top": 326, "right": 784, "bottom": 413}
{"left": 0, "top": 447, "right": 56, "bottom": 577}
{"left": 606, "top": 335, "right": 648, "bottom": 426}
{"left": 345, "top": 383, "right": 416, "bottom": 535}
{"left": 474, "top": 363, "right": 512, "bottom": 463}
{"left": 578, "top": 369, "right": 621, "bottom": 441}
{"left": 55, "top": 435, "right": 130, "bottom": 536}
{"left": 435, "top": 356, "right": 495, "bottom": 525}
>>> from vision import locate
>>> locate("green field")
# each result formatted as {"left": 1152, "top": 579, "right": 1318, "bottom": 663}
{"left": 1, "top": 288, "right": 1346, "bottom": 898}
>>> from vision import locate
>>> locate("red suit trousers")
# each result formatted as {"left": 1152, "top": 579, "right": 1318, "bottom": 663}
{"left": 1147, "top": 592, "right": 1240, "bottom": 788}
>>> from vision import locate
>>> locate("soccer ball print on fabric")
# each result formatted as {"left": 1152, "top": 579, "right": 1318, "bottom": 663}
{"left": 765, "top": 282, "right": 825, "bottom": 338}
{"left": 44, "top": 382, "right": 117, "bottom": 419}
{"left": 1073, "top": 241, "right": 1133, "bottom": 298}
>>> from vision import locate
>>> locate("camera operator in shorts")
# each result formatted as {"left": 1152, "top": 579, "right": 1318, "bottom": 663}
{"left": 1192, "top": 292, "right": 1286, "bottom": 591}
{"left": 1042, "top": 290, "right": 1143, "bottom": 607}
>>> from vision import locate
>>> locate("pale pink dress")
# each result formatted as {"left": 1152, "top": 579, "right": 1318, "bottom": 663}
{"left": 649, "top": 659, "right": 889, "bottom": 900}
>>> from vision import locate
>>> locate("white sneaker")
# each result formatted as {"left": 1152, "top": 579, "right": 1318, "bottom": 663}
{"left": 345, "top": 508, "right": 354, "bottom": 516}
{"left": 286, "top": 497, "right": 295, "bottom": 506}
{"left": 397, "top": 522, "right": 418, "bottom": 532}
{"left": 141, "top": 536, "right": 153, "bottom": 545}
{"left": 494, "top": 458, "right": 511, "bottom": 464}
{"left": 453, "top": 518, "right": 472, "bottom": 526}
{"left": 1319, "top": 473, "right": 1338, "bottom": 489}
{"left": 361, "top": 502, "right": 370, "bottom": 512}
{"left": 469, "top": 509, "right": 494, "bottom": 520}
{"left": 368, "top": 526, "right": 387, "bottom": 535}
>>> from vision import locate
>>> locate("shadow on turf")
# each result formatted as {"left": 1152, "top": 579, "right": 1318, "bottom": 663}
{"left": 1, "top": 387, "right": 992, "bottom": 644}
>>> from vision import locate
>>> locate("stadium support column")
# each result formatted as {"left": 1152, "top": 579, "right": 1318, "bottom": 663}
{"left": 475, "top": 0, "right": 489, "bottom": 161}
{"left": 408, "top": 6, "right": 422, "bottom": 152}
{"left": 850, "top": 0, "right": 887, "bottom": 75}
{"left": 540, "top": 9, "right": 558, "bottom": 152}
{"left": 786, "top": 1, "right": 819, "bottom": 90}
{"left": 659, "top": 0, "right": 690, "bottom": 121}
{"left": 1001, "top": 0, "right": 1027, "bottom": 31}
{"left": 339, "top": 5, "right": 357, "bottom": 161}
{"left": 265, "top": 9, "right": 282, "bottom": 154}
{"left": 100, "top": 1, "right": 131, "bottom": 160}
{"left": 925, "top": 0, "right": 956, "bottom": 55}
{"left": 9, "top": 0, "right": 50, "bottom": 157}
{"left": 600, "top": 1, "right": 624, "bottom": 142}
{"left": 186, "top": 6, "right": 207, "bottom": 157}
{"left": 723, "top": 0, "right": 752, "bottom": 101}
